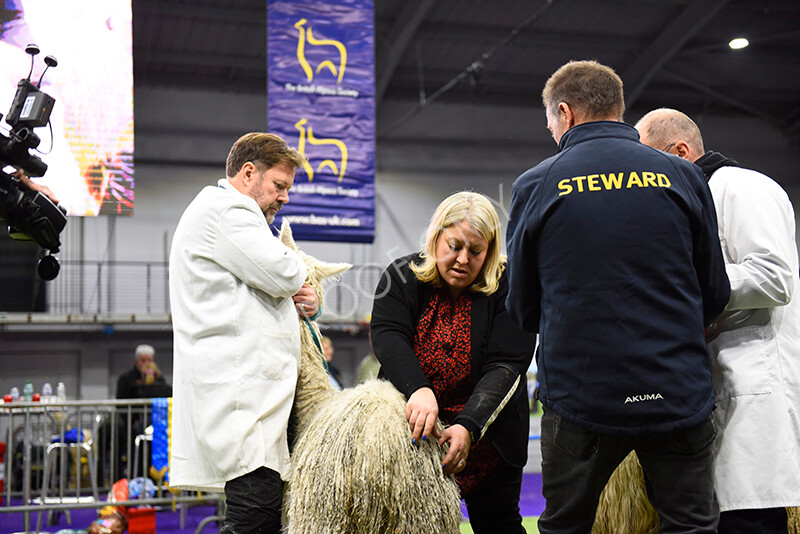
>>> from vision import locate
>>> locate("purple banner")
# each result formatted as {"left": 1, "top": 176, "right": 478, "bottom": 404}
{"left": 267, "top": 0, "right": 375, "bottom": 243}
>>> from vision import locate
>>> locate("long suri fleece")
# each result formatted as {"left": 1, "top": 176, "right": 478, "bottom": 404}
{"left": 593, "top": 451, "right": 800, "bottom": 534}
{"left": 593, "top": 451, "right": 659, "bottom": 534}
{"left": 279, "top": 220, "right": 462, "bottom": 534}
{"left": 286, "top": 379, "right": 462, "bottom": 533}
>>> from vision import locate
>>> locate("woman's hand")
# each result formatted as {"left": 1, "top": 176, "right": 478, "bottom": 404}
{"left": 406, "top": 387, "right": 441, "bottom": 443}
{"left": 293, "top": 284, "right": 319, "bottom": 318}
{"left": 439, "top": 424, "right": 472, "bottom": 474}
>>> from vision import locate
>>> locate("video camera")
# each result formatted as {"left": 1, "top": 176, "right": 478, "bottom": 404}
{"left": 0, "top": 43, "right": 66, "bottom": 280}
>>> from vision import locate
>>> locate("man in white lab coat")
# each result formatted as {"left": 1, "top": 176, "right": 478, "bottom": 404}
{"left": 637, "top": 109, "right": 800, "bottom": 534}
{"left": 169, "top": 132, "right": 318, "bottom": 534}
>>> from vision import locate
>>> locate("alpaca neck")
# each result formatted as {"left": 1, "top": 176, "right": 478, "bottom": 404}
{"left": 292, "top": 318, "right": 337, "bottom": 436}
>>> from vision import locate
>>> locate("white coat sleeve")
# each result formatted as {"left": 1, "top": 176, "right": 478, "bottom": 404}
{"left": 213, "top": 203, "right": 306, "bottom": 299}
{"left": 715, "top": 172, "right": 797, "bottom": 311}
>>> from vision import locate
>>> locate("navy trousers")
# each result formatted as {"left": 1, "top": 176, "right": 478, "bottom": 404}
{"left": 718, "top": 508, "right": 788, "bottom": 534}
{"left": 465, "top": 459, "right": 527, "bottom": 534}
{"left": 219, "top": 466, "right": 283, "bottom": 534}
{"left": 537, "top": 409, "right": 719, "bottom": 534}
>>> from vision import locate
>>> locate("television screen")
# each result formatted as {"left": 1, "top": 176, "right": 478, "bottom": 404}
{"left": 0, "top": 0, "right": 134, "bottom": 216}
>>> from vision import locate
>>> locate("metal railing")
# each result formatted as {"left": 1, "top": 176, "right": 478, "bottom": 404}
{"left": 47, "top": 261, "right": 170, "bottom": 316}
{"left": 40, "top": 260, "right": 383, "bottom": 323}
{"left": 1, "top": 399, "right": 222, "bottom": 533}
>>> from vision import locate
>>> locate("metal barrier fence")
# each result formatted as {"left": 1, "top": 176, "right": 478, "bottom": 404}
{"left": 1, "top": 399, "right": 222, "bottom": 534}
{"left": 48, "top": 261, "right": 171, "bottom": 315}
{"left": 44, "top": 260, "right": 383, "bottom": 322}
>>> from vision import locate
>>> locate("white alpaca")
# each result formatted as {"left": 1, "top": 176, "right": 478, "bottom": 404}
{"left": 278, "top": 221, "right": 463, "bottom": 534}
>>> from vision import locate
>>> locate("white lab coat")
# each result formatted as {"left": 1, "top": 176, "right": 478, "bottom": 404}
{"left": 168, "top": 179, "right": 306, "bottom": 492}
{"left": 706, "top": 166, "right": 800, "bottom": 511}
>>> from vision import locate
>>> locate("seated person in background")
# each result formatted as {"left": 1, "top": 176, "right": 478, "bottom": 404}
{"left": 116, "top": 344, "right": 172, "bottom": 399}
{"left": 113, "top": 344, "right": 171, "bottom": 479}
{"left": 321, "top": 336, "right": 344, "bottom": 390}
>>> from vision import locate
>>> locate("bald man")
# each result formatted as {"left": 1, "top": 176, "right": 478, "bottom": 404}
{"left": 637, "top": 108, "right": 800, "bottom": 534}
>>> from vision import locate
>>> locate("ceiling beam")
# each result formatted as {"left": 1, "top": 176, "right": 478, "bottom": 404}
{"left": 406, "top": 22, "right": 641, "bottom": 52}
{"left": 622, "top": 0, "right": 729, "bottom": 108}
{"left": 133, "top": 71, "right": 266, "bottom": 93}
{"left": 132, "top": 49, "right": 265, "bottom": 70}
{"left": 134, "top": 0, "right": 263, "bottom": 25}
{"left": 388, "top": 66, "right": 546, "bottom": 88}
{"left": 661, "top": 68, "right": 778, "bottom": 125}
{"left": 375, "top": 0, "right": 437, "bottom": 105}
{"left": 681, "top": 29, "right": 800, "bottom": 55}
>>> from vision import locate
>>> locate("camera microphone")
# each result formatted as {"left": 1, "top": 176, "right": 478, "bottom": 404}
{"left": 37, "top": 55, "right": 58, "bottom": 89}
{"left": 24, "top": 43, "right": 40, "bottom": 81}
{"left": 5, "top": 44, "right": 57, "bottom": 130}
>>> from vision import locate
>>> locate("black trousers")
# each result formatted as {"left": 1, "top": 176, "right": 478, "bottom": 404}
{"left": 538, "top": 409, "right": 719, "bottom": 534}
{"left": 219, "top": 467, "right": 283, "bottom": 534}
{"left": 464, "top": 459, "right": 526, "bottom": 534}
{"left": 718, "top": 508, "right": 789, "bottom": 534}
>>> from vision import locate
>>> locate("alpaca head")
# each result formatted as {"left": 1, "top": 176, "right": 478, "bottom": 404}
{"left": 278, "top": 219, "right": 351, "bottom": 312}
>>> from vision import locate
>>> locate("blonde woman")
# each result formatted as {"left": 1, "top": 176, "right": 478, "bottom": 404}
{"left": 371, "top": 191, "right": 536, "bottom": 533}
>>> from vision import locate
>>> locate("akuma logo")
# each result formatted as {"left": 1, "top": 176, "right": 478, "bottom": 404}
{"left": 624, "top": 393, "right": 664, "bottom": 403}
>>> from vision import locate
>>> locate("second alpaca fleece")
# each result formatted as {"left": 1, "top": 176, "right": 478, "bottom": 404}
{"left": 592, "top": 451, "right": 658, "bottom": 534}
{"left": 593, "top": 451, "right": 800, "bottom": 533}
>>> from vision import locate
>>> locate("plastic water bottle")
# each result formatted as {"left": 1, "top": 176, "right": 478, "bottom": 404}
{"left": 42, "top": 382, "right": 53, "bottom": 403}
{"left": 23, "top": 381, "right": 33, "bottom": 402}
{"left": 56, "top": 382, "right": 66, "bottom": 402}
{"left": 9, "top": 387, "right": 20, "bottom": 402}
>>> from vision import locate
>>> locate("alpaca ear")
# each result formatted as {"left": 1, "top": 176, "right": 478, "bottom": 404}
{"left": 280, "top": 219, "right": 299, "bottom": 252}
{"left": 317, "top": 261, "right": 351, "bottom": 281}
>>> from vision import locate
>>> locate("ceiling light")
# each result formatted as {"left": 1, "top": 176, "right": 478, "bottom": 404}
{"left": 728, "top": 37, "right": 749, "bottom": 49}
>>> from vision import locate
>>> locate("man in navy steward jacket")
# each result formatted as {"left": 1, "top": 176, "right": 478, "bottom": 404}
{"left": 505, "top": 60, "right": 730, "bottom": 533}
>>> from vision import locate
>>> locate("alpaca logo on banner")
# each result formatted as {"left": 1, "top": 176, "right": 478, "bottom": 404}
{"left": 294, "top": 118, "right": 348, "bottom": 183}
{"left": 267, "top": 0, "right": 375, "bottom": 242}
{"left": 294, "top": 18, "right": 347, "bottom": 84}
